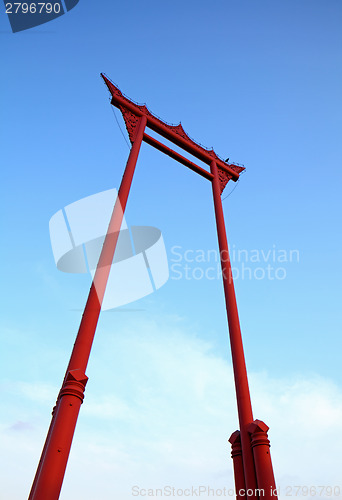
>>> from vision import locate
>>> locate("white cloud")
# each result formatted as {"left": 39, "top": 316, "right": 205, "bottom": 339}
{"left": 1, "top": 317, "right": 341, "bottom": 500}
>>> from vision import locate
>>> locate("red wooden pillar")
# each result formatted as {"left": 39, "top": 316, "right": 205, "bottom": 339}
{"left": 210, "top": 160, "right": 257, "bottom": 495}
{"left": 248, "top": 420, "right": 277, "bottom": 500}
{"left": 229, "top": 431, "right": 247, "bottom": 500}
{"left": 28, "top": 115, "right": 147, "bottom": 500}
{"left": 28, "top": 370, "right": 88, "bottom": 499}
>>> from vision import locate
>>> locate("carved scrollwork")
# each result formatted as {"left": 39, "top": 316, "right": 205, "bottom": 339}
{"left": 218, "top": 168, "right": 232, "bottom": 194}
{"left": 171, "top": 123, "right": 191, "bottom": 141}
{"left": 119, "top": 107, "right": 140, "bottom": 144}
{"left": 218, "top": 164, "right": 244, "bottom": 194}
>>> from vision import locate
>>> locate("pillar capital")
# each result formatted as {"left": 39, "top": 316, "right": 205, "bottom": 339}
{"left": 228, "top": 430, "right": 242, "bottom": 458}
{"left": 59, "top": 369, "right": 88, "bottom": 403}
{"left": 248, "top": 420, "right": 271, "bottom": 449}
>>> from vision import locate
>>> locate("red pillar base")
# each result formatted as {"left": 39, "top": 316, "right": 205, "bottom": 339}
{"left": 247, "top": 420, "right": 277, "bottom": 500}
{"left": 29, "top": 370, "right": 88, "bottom": 500}
{"left": 228, "top": 431, "right": 247, "bottom": 500}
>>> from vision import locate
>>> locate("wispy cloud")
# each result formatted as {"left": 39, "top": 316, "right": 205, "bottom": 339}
{"left": 1, "top": 317, "right": 342, "bottom": 499}
{"left": 8, "top": 420, "right": 34, "bottom": 432}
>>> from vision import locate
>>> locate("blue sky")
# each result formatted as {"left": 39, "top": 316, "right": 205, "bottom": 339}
{"left": 1, "top": 1, "right": 342, "bottom": 499}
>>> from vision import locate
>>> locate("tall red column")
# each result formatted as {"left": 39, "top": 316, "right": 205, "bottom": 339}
{"left": 210, "top": 160, "right": 257, "bottom": 495}
{"left": 28, "top": 115, "right": 147, "bottom": 500}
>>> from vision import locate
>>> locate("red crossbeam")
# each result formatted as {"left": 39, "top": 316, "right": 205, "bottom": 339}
{"left": 143, "top": 133, "right": 214, "bottom": 181}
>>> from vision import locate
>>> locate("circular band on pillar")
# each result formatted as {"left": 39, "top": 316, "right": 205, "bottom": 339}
{"left": 249, "top": 432, "right": 271, "bottom": 449}
{"left": 59, "top": 370, "right": 88, "bottom": 403}
{"left": 248, "top": 420, "right": 271, "bottom": 448}
{"left": 228, "top": 430, "right": 243, "bottom": 458}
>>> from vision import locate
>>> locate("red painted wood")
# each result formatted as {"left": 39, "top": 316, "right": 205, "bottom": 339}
{"left": 29, "top": 75, "right": 277, "bottom": 500}
{"left": 143, "top": 132, "right": 214, "bottom": 181}
{"left": 229, "top": 431, "right": 247, "bottom": 500}
{"left": 28, "top": 116, "right": 147, "bottom": 500}
{"left": 248, "top": 420, "right": 277, "bottom": 500}
{"left": 210, "top": 159, "right": 258, "bottom": 496}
